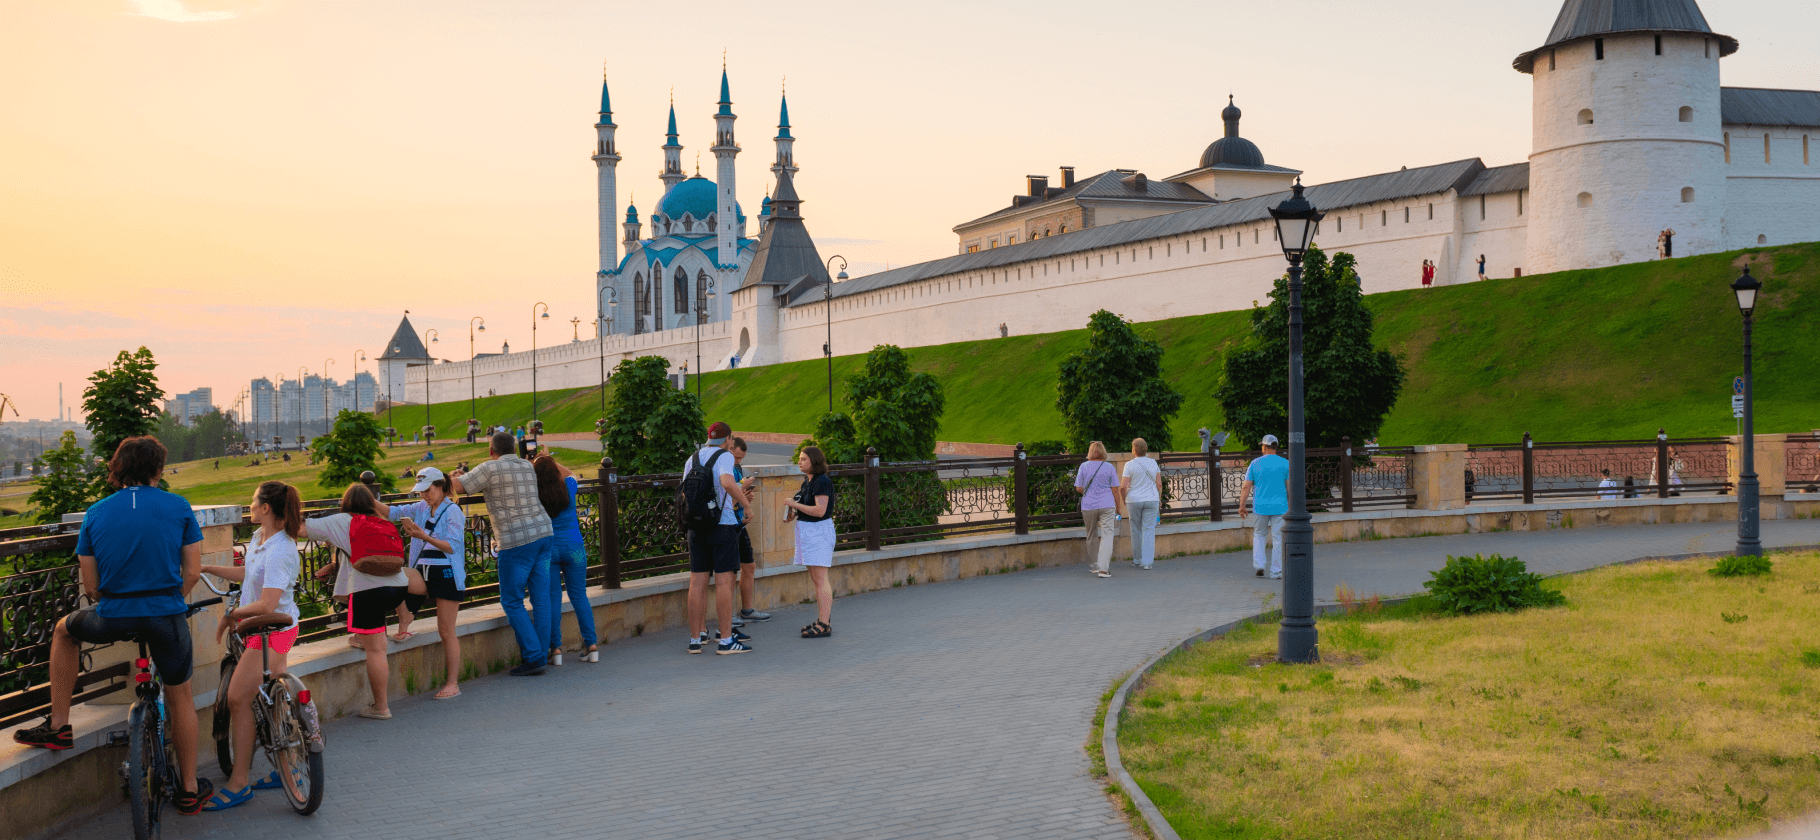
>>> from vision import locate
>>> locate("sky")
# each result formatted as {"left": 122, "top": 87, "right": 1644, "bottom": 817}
{"left": 1, "top": 0, "right": 1814, "bottom": 424}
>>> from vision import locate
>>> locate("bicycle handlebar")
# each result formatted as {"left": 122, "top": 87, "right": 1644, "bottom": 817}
{"left": 185, "top": 597, "right": 223, "bottom": 618}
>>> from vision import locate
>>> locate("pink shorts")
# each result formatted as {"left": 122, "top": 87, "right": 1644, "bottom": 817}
{"left": 245, "top": 626, "right": 298, "bottom": 653}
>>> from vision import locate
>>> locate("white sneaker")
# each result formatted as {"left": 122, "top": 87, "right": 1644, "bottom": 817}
{"left": 1268, "top": 572, "right": 1283, "bottom": 580}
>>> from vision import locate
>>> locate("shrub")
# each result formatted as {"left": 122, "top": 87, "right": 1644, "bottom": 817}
{"left": 1422, "top": 553, "right": 1566, "bottom": 616}
{"left": 1708, "top": 554, "right": 1773, "bottom": 578}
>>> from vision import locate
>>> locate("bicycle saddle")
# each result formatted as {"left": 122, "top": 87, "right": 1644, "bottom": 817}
{"left": 236, "top": 612, "right": 296, "bottom": 634}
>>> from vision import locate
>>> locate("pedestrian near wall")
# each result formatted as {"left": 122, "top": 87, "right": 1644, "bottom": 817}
{"left": 450, "top": 431, "right": 555, "bottom": 675}
{"left": 785, "top": 446, "right": 836, "bottom": 637}
{"left": 1121, "top": 439, "right": 1162, "bottom": 570}
{"left": 682, "top": 421, "right": 752, "bottom": 655}
{"left": 1477, "top": 254, "right": 1488, "bottom": 279}
{"left": 1074, "top": 441, "right": 1123, "bottom": 578}
{"left": 533, "top": 454, "right": 598, "bottom": 665}
{"left": 304, "top": 483, "right": 425, "bottom": 719}
{"left": 1598, "top": 468, "right": 1620, "bottom": 500}
{"left": 1421, "top": 259, "right": 1435, "bottom": 288}
{"left": 1239, "top": 435, "right": 1290, "bottom": 580}
{"left": 386, "top": 467, "right": 467, "bottom": 699}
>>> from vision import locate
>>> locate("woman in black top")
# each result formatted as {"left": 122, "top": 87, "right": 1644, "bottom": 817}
{"left": 785, "top": 446, "right": 836, "bottom": 637}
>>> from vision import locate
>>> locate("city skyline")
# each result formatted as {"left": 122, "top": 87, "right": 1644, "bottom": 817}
{"left": 2, "top": 0, "right": 1814, "bottom": 421}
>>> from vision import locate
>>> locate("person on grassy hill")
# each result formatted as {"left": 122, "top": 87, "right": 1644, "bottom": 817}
{"left": 785, "top": 445, "right": 836, "bottom": 638}
{"left": 533, "top": 453, "right": 598, "bottom": 666}
{"left": 13, "top": 435, "right": 215, "bottom": 815}
{"left": 1239, "top": 435, "right": 1289, "bottom": 580}
{"left": 1477, "top": 254, "right": 1487, "bottom": 279}
{"left": 1075, "top": 441, "right": 1122, "bottom": 579}
{"left": 729, "top": 437, "right": 770, "bottom": 627}
{"left": 1421, "top": 259, "right": 1434, "bottom": 288}
{"left": 1121, "top": 439, "right": 1162, "bottom": 571}
{"left": 681, "top": 422, "right": 751, "bottom": 655}
{"left": 303, "top": 483, "right": 425, "bottom": 719}
{"left": 385, "top": 467, "right": 466, "bottom": 699}
{"left": 199, "top": 480, "right": 304, "bottom": 810}
{"left": 450, "top": 432, "right": 554, "bottom": 675}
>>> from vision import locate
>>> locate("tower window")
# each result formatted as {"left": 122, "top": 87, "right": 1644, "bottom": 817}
{"left": 1548, "top": 50, "right": 1556, "bottom": 71}
{"left": 1681, "top": 187, "right": 1695, "bottom": 203}
{"left": 1577, "top": 192, "right": 1593, "bottom": 208}
{"left": 1654, "top": 35, "right": 1662, "bottom": 55}
{"left": 1479, "top": 195, "right": 1486, "bottom": 220}
{"left": 1518, "top": 191, "right": 1524, "bottom": 215}
{"left": 1381, "top": 210, "right": 1387, "bottom": 226}
{"left": 1578, "top": 109, "right": 1594, "bottom": 125}
{"left": 1679, "top": 106, "right": 1693, "bottom": 122}
{"left": 1758, "top": 234, "right": 1768, "bottom": 244}
{"left": 1724, "top": 132, "right": 1731, "bottom": 163}
{"left": 1704, "top": 38, "right": 1711, "bottom": 58}
{"left": 1428, "top": 203, "right": 1434, "bottom": 220}
{"left": 1405, "top": 207, "right": 1410, "bottom": 223}
{"left": 1765, "top": 134, "right": 1772, "bottom": 164}
{"left": 1594, "top": 38, "right": 1604, "bottom": 60}
{"left": 1805, "top": 135, "right": 1810, "bottom": 165}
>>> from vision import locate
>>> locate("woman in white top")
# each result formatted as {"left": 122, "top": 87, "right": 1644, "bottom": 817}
{"left": 1119, "top": 439, "right": 1163, "bottom": 570}
{"left": 198, "top": 481, "right": 304, "bottom": 810}
{"left": 304, "top": 483, "right": 421, "bottom": 720}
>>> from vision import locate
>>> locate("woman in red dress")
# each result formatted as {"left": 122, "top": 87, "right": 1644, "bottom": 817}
{"left": 1421, "top": 259, "right": 1434, "bottom": 287}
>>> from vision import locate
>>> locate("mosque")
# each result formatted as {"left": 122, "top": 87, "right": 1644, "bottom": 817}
{"left": 389, "top": 0, "right": 1820, "bottom": 407}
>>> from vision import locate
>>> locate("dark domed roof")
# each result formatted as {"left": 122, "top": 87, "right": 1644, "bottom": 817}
{"left": 1199, "top": 96, "right": 1265, "bottom": 168}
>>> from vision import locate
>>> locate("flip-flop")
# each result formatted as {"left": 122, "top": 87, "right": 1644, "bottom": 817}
{"left": 433, "top": 688, "right": 461, "bottom": 700}
{"left": 390, "top": 630, "right": 415, "bottom": 642}
{"left": 200, "top": 784, "right": 255, "bottom": 811}
{"left": 357, "top": 705, "right": 392, "bottom": 720}
{"left": 251, "top": 771, "right": 284, "bottom": 790}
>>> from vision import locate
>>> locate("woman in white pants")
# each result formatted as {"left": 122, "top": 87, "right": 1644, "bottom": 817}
{"left": 1121, "top": 439, "right": 1162, "bottom": 570}
{"left": 1074, "top": 441, "right": 1123, "bottom": 578}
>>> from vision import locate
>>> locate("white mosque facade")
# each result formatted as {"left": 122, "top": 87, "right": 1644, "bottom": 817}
{"left": 391, "top": 0, "right": 1820, "bottom": 409}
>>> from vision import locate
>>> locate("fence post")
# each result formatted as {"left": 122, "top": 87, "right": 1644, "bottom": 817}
{"left": 1656, "top": 428, "right": 1670, "bottom": 499}
{"left": 599, "top": 457, "right": 620, "bottom": 589}
{"left": 1209, "top": 445, "right": 1223, "bottom": 522}
{"left": 1339, "top": 436, "right": 1355, "bottom": 513}
{"left": 1013, "top": 442, "right": 1029, "bottom": 536}
{"left": 864, "top": 447, "right": 882, "bottom": 552}
{"left": 1522, "top": 432, "right": 1535, "bottom": 505}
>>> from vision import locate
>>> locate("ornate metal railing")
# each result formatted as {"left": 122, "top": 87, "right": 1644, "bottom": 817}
{"left": 1465, "top": 431, "right": 1733, "bottom": 503}
{"left": 1788, "top": 433, "right": 1820, "bottom": 495}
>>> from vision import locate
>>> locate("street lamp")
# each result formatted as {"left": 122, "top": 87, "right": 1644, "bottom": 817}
{"left": 532, "top": 302, "right": 550, "bottom": 422}
{"left": 423, "top": 329, "right": 439, "bottom": 447}
{"left": 387, "top": 344, "right": 399, "bottom": 448}
{"left": 693, "top": 279, "right": 715, "bottom": 402}
{"left": 824, "top": 255, "right": 849, "bottom": 414}
{"left": 1732, "top": 266, "right": 1763, "bottom": 557}
{"left": 1268, "top": 180, "right": 1326, "bottom": 664}
{"left": 353, "top": 350, "right": 367, "bottom": 417}
{"left": 468, "top": 317, "right": 485, "bottom": 442}
{"left": 598, "top": 289, "right": 616, "bottom": 434}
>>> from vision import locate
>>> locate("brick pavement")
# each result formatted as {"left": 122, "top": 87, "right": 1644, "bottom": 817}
{"left": 49, "top": 518, "right": 1820, "bottom": 840}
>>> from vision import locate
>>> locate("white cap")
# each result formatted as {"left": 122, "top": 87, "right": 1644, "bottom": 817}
{"left": 1260, "top": 434, "right": 1280, "bottom": 447}
{"left": 411, "top": 467, "right": 446, "bottom": 493}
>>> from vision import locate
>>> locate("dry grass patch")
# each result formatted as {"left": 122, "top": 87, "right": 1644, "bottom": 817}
{"left": 1119, "top": 552, "right": 1820, "bottom": 840}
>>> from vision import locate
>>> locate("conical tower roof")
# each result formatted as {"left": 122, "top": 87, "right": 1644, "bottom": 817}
{"left": 378, "top": 315, "right": 431, "bottom": 360}
{"left": 743, "top": 168, "right": 828, "bottom": 296}
{"left": 1514, "top": 0, "right": 1735, "bottom": 72}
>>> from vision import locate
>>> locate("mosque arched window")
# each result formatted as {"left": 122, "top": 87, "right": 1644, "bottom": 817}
{"left": 696, "top": 270, "right": 710, "bottom": 317}
{"left": 674, "top": 267, "right": 689, "bottom": 314}
{"left": 633, "top": 273, "right": 649, "bottom": 335}
{"left": 651, "top": 264, "right": 664, "bottom": 324}
{"left": 708, "top": 213, "right": 717, "bottom": 233}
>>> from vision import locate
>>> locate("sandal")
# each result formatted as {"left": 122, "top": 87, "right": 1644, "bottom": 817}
{"left": 357, "top": 705, "right": 392, "bottom": 720}
{"left": 175, "top": 777, "right": 215, "bottom": 816}
{"left": 200, "top": 783, "right": 253, "bottom": 812}
{"left": 801, "top": 621, "right": 832, "bottom": 638}
{"left": 250, "top": 770, "right": 284, "bottom": 790}
{"left": 390, "top": 630, "right": 415, "bottom": 642}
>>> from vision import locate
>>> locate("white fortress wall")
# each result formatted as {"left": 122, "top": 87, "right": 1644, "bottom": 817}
{"left": 398, "top": 320, "right": 732, "bottom": 407}
{"left": 1721, "top": 124, "right": 1820, "bottom": 249}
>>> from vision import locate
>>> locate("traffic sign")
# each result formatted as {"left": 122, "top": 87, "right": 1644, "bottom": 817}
{"left": 1734, "top": 376, "right": 1746, "bottom": 395}
{"left": 1732, "top": 394, "right": 1745, "bottom": 419}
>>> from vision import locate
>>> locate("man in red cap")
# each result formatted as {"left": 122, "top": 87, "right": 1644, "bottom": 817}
{"left": 682, "top": 422, "right": 752, "bottom": 654}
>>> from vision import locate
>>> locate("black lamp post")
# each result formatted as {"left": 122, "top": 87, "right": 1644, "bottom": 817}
{"left": 1268, "top": 181, "right": 1325, "bottom": 664}
{"left": 423, "top": 329, "right": 439, "bottom": 448}
{"left": 824, "top": 255, "right": 848, "bottom": 414}
{"left": 387, "top": 344, "right": 399, "bottom": 448}
{"left": 693, "top": 279, "right": 715, "bottom": 402}
{"left": 353, "top": 350, "right": 367, "bottom": 417}
{"left": 532, "top": 302, "right": 550, "bottom": 422}
{"left": 321, "top": 358, "right": 334, "bottom": 439}
{"left": 1732, "top": 266, "right": 1762, "bottom": 557}
{"left": 469, "top": 317, "right": 485, "bottom": 436}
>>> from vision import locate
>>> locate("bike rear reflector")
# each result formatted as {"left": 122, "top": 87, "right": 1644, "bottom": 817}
{"left": 297, "top": 690, "right": 311, "bottom": 704}
{"left": 135, "top": 658, "right": 149, "bottom": 668}
{"left": 135, "top": 673, "right": 151, "bottom": 683}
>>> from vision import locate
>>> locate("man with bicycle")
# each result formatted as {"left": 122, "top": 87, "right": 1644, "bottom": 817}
{"left": 13, "top": 436, "right": 213, "bottom": 814}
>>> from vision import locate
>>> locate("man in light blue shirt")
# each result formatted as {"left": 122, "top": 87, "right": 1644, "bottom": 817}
{"left": 1239, "top": 434, "right": 1290, "bottom": 580}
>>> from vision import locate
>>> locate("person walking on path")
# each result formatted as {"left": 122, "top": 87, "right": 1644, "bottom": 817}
{"left": 785, "top": 446, "right": 837, "bottom": 637}
{"left": 682, "top": 422, "right": 752, "bottom": 655}
{"left": 533, "top": 454, "right": 598, "bottom": 666}
{"left": 1598, "top": 469, "right": 1620, "bottom": 501}
{"left": 303, "top": 483, "right": 423, "bottom": 719}
{"left": 385, "top": 467, "right": 466, "bottom": 699}
{"left": 450, "top": 431, "right": 555, "bottom": 675}
{"left": 729, "top": 438, "right": 770, "bottom": 627}
{"left": 1075, "top": 441, "right": 1123, "bottom": 578}
{"left": 1239, "top": 435, "right": 1290, "bottom": 580}
{"left": 13, "top": 436, "right": 215, "bottom": 814}
{"left": 1120, "top": 439, "right": 1162, "bottom": 570}
{"left": 199, "top": 480, "right": 304, "bottom": 810}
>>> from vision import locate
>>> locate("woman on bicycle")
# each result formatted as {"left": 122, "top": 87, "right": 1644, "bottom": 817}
{"left": 198, "top": 480, "right": 303, "bottom": 810}
{"left": 533, "top": 454, "right": 598, "bottom": 664}
{"left": 386, "top": 467, "right": 467, "bottom": 699}
{"left": 304, "top": 483, "right": 422, "bottom": 721}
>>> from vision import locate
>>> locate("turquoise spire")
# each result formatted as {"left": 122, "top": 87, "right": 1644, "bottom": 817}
{"left": 666, "top": 101, "right": 678, "bottom": 140}
{"left": 776, "top": 93, "right": 791, "bottom": 139}
{"left": 598, "top": 77, "right": 612, "bottom": 118}
{"left": 717, "top": 66, "right": 733, "bottom": 116}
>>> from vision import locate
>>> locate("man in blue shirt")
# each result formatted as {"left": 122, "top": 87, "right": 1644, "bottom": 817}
{"left": 1239, "top": 434, "right": 1290, "bottom": 580}
{"left": 13, "top": 436, "right": 211, "bottom": 813}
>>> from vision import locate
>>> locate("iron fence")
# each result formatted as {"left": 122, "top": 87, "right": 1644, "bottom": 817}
{"left": 1465, "top": 432, "right": 1734, "bottom": 503}
{"left": 1789, "top": 433, "right": 1820, "bottom": 495}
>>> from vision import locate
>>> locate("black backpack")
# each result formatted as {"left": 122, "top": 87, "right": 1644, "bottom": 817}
{"left": 677, "top": 449, "right": 727, "bottom": 534}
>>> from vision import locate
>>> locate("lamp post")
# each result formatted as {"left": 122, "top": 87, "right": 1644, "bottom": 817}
{"left": 468, "top": 317, "right": 485, "bottom": 441}
{"left": 387, "top": 345, "right": 399, "bottom": 448}
{"left": 598, "top": 289, "right": 616, "bottom": 434}
{"left": 353, "top": 350, "right": 367, "bottom": 416}
{"left": 296, "top": 366, "right": 309, "bottom": 447}
{"left": 1268, "top": 181, "right": 1326, "bottom": 664}
{"left": 423, "top": 329, "right": 439, "bottom": 447}
{"left": 823, "top": 255, "right": 848, "bottom": 414}
{"left": 1732, "top": 266, "right": 1763, "bottom": 557}
{"left": 321, "top": 358, "right": 334, "bottom": 439}
{"left": 693, "top": 279, "right": 715, "bottom": 402}
{"left": 532, "top": 302, "right": 550, "bottom": 422}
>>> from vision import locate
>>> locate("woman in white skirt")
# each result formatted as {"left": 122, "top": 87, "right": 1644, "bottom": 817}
{"left": 787, "top": 446, "right": 837, "bottom": 638}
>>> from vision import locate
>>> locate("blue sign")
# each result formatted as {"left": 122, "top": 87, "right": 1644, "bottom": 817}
{"left": 1733, "top": 376, "right": 1745, "bottom": 395}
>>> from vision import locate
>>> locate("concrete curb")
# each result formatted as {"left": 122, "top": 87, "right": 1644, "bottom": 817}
{"left": 1098, "top": 542, "right": 1819, "bottom": 840}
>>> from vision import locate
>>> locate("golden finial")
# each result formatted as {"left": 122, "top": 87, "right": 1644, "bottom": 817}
{"left": 695, "top": 152, "right": 701, "bottom": 175}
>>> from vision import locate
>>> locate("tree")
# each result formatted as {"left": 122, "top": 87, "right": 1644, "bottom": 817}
{"left": 81, "top": 347, "right": 165, "bottom": 495}
{"left": 600, "top": 355, "right": 705, "bottom": 475}
{"left": 311, "top": 410, "right": 393, "bottom": 493}
{"left": 797, "top": 412, "right": 862, "bottom": 465}
{"left": 1215, "top": 247, "right": 1406, "bottom": 450}
{"left": 1056, "top": 309, "right": 1185, "bottom": 454}
{"left": 842, "top": 344, "right": 946, "bottom": 462}
{"left": 640, "top": 390, "right": 706, "bottom": 475}
{"left": 26, "top": 431, "right": 93, "bottom": 523}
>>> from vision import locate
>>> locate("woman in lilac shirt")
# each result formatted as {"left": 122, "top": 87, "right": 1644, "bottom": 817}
{"left": 1074, "top": 441, "right": 1123, "bottom": 578}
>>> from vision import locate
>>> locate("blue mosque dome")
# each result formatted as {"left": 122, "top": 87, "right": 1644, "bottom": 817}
{"left": 657, "top": 175, "right": 743, "bottom": 226}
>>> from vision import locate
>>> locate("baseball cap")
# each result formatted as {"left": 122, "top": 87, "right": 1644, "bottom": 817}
{"left": 1260, "top": 434, "right": 1280, "bottom": 447}
{"left": 411, "top": 467, "right": 446, "bottom": 493}
{"left": 707, "top": 421, "right": 733, "bottom": 443}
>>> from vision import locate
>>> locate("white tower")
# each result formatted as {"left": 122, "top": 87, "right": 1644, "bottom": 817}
{"left": 1517, "top": 0, "right": 1736, "bottom": 273}
{"left": 660, "top": 97, "right": 685, "bottom": 194}
{"left": 592, "top": 75, "right": 621, "bottom": 322}
{"left": 712, "top": 66, "right": 740, "bottom": 322}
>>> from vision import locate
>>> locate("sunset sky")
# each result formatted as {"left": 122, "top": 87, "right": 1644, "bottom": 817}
{"left": 1, "top": 0, "right": 1812, "bottom": 424}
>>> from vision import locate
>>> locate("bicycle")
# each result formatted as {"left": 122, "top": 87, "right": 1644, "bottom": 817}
{"left": 203, "top": 574, "right": 326, "bottom": 816}
{"left": 107, "top": 596, "right": 220, "bottom": 840}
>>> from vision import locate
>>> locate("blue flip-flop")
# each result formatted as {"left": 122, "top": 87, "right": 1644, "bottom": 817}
{"left": 200, "top": 784, "right": 256, "bottom": 811}
{"left": 251, "top": 771, "right": 284, "bottom": 790}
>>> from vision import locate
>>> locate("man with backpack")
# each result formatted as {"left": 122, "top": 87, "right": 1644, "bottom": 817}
{"left": 450, "top": 431, "right": 554, "bottom": 675}
{"left": 681, "top": 422, "right": 751, "bottom": 655}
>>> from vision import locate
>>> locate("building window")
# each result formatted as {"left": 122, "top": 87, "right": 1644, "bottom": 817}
{"left": 966, "top": 244, "right": 980, "bottom": 254}
{"left": 1758, "top": 234, "right": 1768, "bottom": 244}
{"left": 1679, "top": 106, "right": 1693, "bottom": 123}
{"left": 1577, "top": 109, "right": 1594, "bottom": 125}
{"left": 1594, "top": 38, "right": 1604, "bottom": 60}
{"left": 1681, "top": 187, "right": 1695, "bottom": 203}
{"left": 1480, "top": 195, "right": 1487, "bottom": 220}
{"left": 633, "top": 273, "right": 649, "bottom": 334}
{"left": 1518, "top": 190, "right": 1524, "bottom": 215}
{"left": 990, "top": 239, "right": 998, "bottom": 249}
{"left": 1254, "top": 230, "right": 1259, "bottom": 244}
{"left": 1765, "top": 133, "right": 1772, "bottom": 164}
{"left": 1428, "top": 202, "right": 1434, "bottom": 220}
{"left": 1381, "top": 210, "right": 1387, "bottom": 226}
{"left": 1724, "top": 132, "right": 1731, "bottom": 163}
{"left": 1548, "top": 50, "right": 1556, "bottom": 71}
{"left": 1337, "top": 217, "right": 1342, "bottom": 233}
{"left": 1704, "top": 38, "right": 1711, "bottom": 58}
{"left": 1008, "top": 234, "right": 1017, "bottom": 245}
{"left": 1405, "top": 207, "right": 1410, "bottom": 223}
{"left": 1805, "top": 135, "right": 1810, "bottom": 165}
{"left": 1577, "top": 192, "right": 1593, "bottom": 208}
{"left": 1059, "top": 224, "right": 1067, "bottom": 233}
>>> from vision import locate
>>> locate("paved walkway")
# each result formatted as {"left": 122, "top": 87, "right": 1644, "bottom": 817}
{"left": 50, "top": 519, "right": 1820, "bottom": 840}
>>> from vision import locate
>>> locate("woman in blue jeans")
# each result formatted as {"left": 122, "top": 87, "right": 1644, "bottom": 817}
{"left": 533, "top": 454, "right": 599, "bottom": 664}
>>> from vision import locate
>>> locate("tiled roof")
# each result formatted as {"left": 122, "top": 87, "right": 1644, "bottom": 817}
{"left": 1721, "top": 87, "right": 1820, "bottom": 127}
{"left": 954, "top": 170, "right": 1213, "bottom": 231}
{"left": 1515, "top": 0, "right": 1736, "bottom": 72}
{"left": 378, "top": 316, "right": 430, "bottom": 360}
{"left": 744, "top": 169, "right": 830, "bottom": 295}
{"left": 1459, "top": 163, "right": 1531, "bottom": 196}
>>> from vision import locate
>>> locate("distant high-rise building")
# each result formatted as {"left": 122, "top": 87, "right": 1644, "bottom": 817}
{"left": 162, "top": 387, "right": 215, "bottom": 424}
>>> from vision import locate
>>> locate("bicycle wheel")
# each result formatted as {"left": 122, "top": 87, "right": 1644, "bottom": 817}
{"left": 125, "top": 701, "right": 165, "bottom": 840}
{"left": 264, "top": 680, "right": 324, "bottom": 815}
{"left": 212, "top": 659, "right": 237, "bottom": 776}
